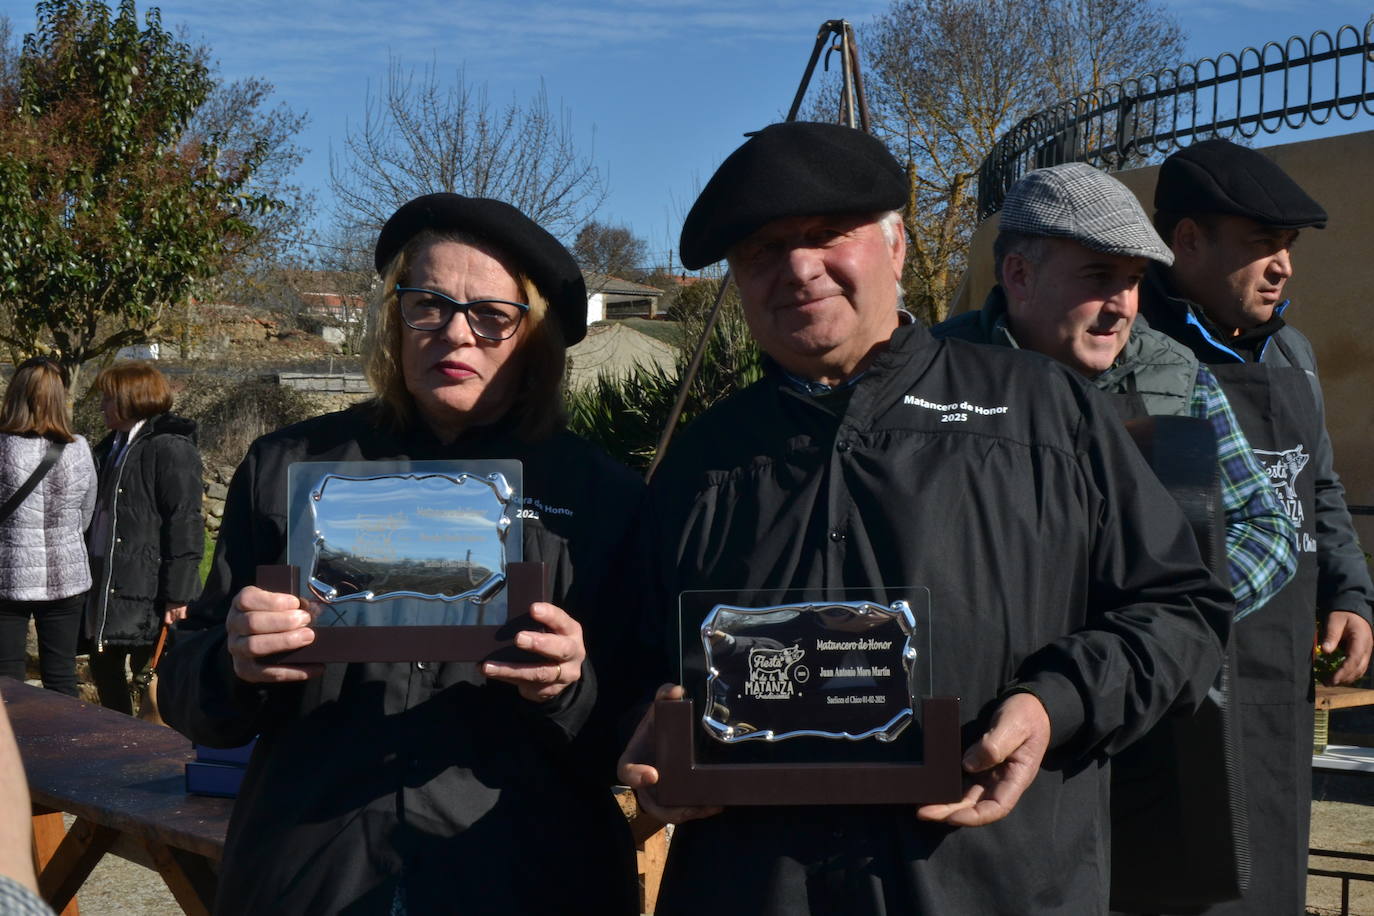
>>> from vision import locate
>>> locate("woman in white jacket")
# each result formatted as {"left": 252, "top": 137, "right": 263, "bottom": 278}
{"left": 0, "top": 358, "right": 96, "bottom": 696}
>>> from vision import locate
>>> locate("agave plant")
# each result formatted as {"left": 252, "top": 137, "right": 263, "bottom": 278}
{"left": 565, "top": 279, "right": 762, "bottom": 474}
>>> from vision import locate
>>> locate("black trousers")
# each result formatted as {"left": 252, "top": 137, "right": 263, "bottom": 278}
{"left": 89, "top": 643, "right": 155, "bottom": 715}
{"left": 0, "top": 592, "right": 86, "bottom": 697}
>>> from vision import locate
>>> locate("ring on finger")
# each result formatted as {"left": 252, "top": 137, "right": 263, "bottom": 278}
{"left": 552, "top": 662, "right": 562, "bottom": 685}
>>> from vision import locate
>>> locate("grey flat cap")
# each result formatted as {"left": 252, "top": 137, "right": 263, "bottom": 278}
{"left": 1001, "top": 163, "right": 1173, "bottom": 266}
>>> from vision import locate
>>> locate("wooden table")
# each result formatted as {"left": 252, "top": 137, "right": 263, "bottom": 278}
{"left": 614, "top": 787, "right": 667, "bottom": 914}
{"left": 1, "top": 678, "right": 231, "bottom": 916}
{"left": 1315, "top": 685, "right": 1374, "bottom": 711}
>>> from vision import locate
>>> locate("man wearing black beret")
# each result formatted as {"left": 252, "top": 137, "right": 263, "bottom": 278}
{"left": 1142, "top": 138, "right": 1374, "bottom": 915}
{"left": 620, "top": 121, "right": 1231, "bottom": 914}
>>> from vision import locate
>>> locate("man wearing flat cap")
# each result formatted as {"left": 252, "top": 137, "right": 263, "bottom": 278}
{"left": 938, "top": 162, "right": 1297, "bottom": 911}
{"left": 937, "top": 162, "right": 1294, "bottom": 622}
{"left": 1141, "top": 138, "right": 1374, "bottom": 915}
{"left": 620, "top": 122, "right": 1231, "bottom": 914}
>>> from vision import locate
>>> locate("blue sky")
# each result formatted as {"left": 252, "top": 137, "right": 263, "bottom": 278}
{"left": 1, "top": 0, "right": 1369, "bottom": 268}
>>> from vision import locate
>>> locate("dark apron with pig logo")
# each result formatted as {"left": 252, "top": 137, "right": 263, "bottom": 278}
{"left": 1100, "top": 405, "right": 1251, "bottom": 914}
{"left": 1204, "top": 339, "right": 1319, "bottom": 916}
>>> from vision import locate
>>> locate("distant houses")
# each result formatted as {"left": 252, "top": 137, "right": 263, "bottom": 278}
{"left": 115, "top": 269, "right": 694, "bottom": 375}
{"left": 582, "top": 273, "right": 666, "bottom": 322}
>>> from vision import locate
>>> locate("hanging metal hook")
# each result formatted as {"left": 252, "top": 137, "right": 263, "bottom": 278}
{"left": 647, "top": 19, "right": 877, "bottom": 480}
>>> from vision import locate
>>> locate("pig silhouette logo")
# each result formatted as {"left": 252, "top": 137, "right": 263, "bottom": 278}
{"left": 1254, "top": 444, "right": 1310, "bottom": 528}
{"left": 745, "top": 645, "right": 805, "bottom": 700}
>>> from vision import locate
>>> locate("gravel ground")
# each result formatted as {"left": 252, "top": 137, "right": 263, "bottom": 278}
{"left": 1307, "top": 772, "right": 1374, "bottom": 915}
{"left": 61, "top": 814, "right": 180, "bottom": 916}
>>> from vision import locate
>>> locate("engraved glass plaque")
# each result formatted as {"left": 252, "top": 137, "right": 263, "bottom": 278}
{"left": 286, "top": 460, "right": 523, "bottom": 628}
{"left": 701, "top": 600, "right": 920, "bottom": 744}
{"left": 654, "top": 587, "right": 957, "bottom": 806}
{"left": 678, "top": 587, "right": 933, "bottom": 767}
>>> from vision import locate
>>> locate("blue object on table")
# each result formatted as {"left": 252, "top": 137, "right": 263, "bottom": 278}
{"left": 186, "top": 738, "right": 257, "bottom": 797}
{"left": 184, "top": 760, "right": 247, "bottom": 798}
{"left": 193, "top": 739, "right": 257, "bottom": 766}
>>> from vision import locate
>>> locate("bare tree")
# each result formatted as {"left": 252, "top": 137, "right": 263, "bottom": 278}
{"left": 166, "top": 75, "right": 312, "bottom": 358}
{"left": 191, "top": 74, "right": 313, "bottom": 271}
{"left": 1041, "top": 0, "right": 1184, "bottom": 102}
{"left": 0, "top": 17, "right": 15, "bottom": 94}
{"left": 291, "top": 224, "right": 377, "bottom": 356}
{"left": 573, "top": 221, "right": 649, "bottom": 278}
{"left": 330, "top": 58, "right": 607, "bottom": 243}
{"left": 810, "top": 0, "right": 1184, "bottom": 324}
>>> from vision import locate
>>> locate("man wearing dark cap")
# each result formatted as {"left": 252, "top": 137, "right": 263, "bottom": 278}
{"left": 621, "top": 122, "right": 1231, "bottom": 914}
{"left": 1142, "top": 138, "right": 1374, "bottom": 915}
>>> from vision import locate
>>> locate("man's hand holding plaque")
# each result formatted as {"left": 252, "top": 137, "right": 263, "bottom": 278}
{"left": 617, "top": 684, "right": 724, "bottom": 825}
{"left": 916, "top": 691, "right": 1051, "bottom": 827}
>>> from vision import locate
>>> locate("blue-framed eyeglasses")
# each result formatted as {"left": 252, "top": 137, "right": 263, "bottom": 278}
{"left": 395, "top": 286, "right": 530, "bottom": 341}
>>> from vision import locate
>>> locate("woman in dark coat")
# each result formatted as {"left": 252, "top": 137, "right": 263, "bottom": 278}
{"left": 86, "top": 362, "right": 203, "bottom": 714}
{"left": 158, "top": 194, "right": 645, "bottom": 915}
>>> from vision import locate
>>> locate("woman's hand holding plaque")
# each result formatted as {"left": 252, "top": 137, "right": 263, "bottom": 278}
{"left": 482, "top": 601, "right": 585, "bottom": 703}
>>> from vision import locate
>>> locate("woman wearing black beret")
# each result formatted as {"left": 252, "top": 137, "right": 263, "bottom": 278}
{"left": 159, "top": 194, "right": 643, "bottom": 915}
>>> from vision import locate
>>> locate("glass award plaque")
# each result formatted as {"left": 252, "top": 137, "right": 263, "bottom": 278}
{"left": 653, "top": 587, "right": 962, "bottom": 806}
{"left": 261, "top": 459, "right": 546, "bottom": 663}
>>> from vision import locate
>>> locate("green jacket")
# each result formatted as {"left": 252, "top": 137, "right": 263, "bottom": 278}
{"left": 936, "top": 285, "right": 1197, "bottom": 415}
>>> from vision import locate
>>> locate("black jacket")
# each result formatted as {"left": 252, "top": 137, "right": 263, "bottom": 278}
{"left": 87, "top": 413, "right": 203, "bottom": 648}
{"left": 158, "top": 407, "right": 644, "bottom": 916}
{"left": 647, "top": 324, "right": 1231, "bottom": 915}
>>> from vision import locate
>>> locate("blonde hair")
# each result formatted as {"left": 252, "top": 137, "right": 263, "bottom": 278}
{"left": 0, "top": 358, "right": 75, "bottom": 443}
{"left": 363, "top": 230, "right": 567, "bottom": 441}
{"left": 92, "top": 362, "right": 174, "bottom": 426}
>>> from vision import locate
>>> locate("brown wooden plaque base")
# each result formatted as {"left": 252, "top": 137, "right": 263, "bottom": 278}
{"left": 652, "top": 696, "right": 963, "bottom": 807}
{"left": 262, "top": 561, "right": 548, "bottom": 663}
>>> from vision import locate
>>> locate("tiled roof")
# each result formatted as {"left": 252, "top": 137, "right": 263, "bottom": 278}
{"left": 581, "top": 272, "right": 665, "bottom": 297}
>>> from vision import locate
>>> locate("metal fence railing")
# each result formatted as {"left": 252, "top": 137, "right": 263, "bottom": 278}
{"left": 977, "top": 17, "right": 1374, "bottom": 219}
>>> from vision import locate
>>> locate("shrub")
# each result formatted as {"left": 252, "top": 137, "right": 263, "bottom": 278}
{"left": 565, "top": 281, "right": 762, "bottom": 472}
{"left": 184, "top": 375, "right": 323, "bottom": 468}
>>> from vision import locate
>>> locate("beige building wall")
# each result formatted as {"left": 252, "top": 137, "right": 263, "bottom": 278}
{"left": 953, "top": 130, "right": 1374, "bottom": 546}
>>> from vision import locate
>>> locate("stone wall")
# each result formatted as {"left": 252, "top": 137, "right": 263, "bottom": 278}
{"left": 277, "top": 371, "right": 371, "bottom": 395}
{"left": 199, "top": 383, "right": 373, "bottom": 536}
{"left": 203, "top": 462, "right": 233, "bottom": 537}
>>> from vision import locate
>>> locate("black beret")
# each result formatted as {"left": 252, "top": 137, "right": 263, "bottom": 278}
{"left": 1155, "top": 139, "right": 1326, "bottom": 230}
{"left": 374, "top": 193, "right": 588, "bottom": 345}
{"left": 679, "top": 122, "right": 907, "bottom": 270}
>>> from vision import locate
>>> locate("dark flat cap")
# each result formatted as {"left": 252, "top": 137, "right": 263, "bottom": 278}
{"left": 1155, "top": 139, "right": 1326, "bottom": 230}
{"left": 679, "top": 122, "right": 906, "bottom": 269}
{"left": 375, "top": 193, "right": 588, "bottom": 345}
